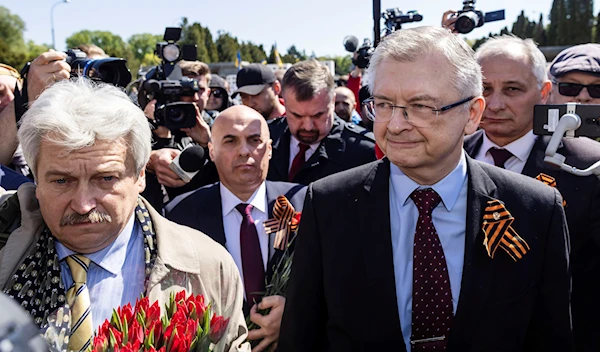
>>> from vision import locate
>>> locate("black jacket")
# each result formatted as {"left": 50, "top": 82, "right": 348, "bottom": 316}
{"left": 267, "top": 116, "right": 376, "bottom": 185}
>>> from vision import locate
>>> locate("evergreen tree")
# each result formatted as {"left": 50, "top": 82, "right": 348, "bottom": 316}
{"left": 548, "top": 0, "right": 562, "bottom": 45}
{"left": 215, "top": 31, "right": 239, "bottom": 62}
{"left": 596, "top": 12, "right": 600, "bottom": 42}
{"left": 534, "top": 13, "right": 548, "bottom": 46}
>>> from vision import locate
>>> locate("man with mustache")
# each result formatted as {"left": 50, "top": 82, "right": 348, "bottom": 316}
{"left": 0, "top": 78, "right": 250, "bottom": 352}
{"left": 463, "top": 36, "right": 600, "bottom": 351}
{"left": 167, "top": 105, "right": 306, "bottom": 351}
{"left": 267, "top": 60, "right": 376, "bottom": 185}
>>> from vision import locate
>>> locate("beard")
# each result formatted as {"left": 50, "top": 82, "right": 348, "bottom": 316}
{"left": 295, "top": 129, "right": 320, "bottom": 144}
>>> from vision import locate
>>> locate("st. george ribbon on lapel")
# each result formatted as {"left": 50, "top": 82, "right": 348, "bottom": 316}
{"left": 482, "top": 200, "right": 530, "bottom": 261}
{"left": 263, "top": 195, "right": 301, "bottom": 251}
{"left": 535, "top": 173, "right": 567, "bottom": 207}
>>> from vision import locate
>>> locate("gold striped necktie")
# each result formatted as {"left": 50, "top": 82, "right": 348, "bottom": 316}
{"left": 65, "top": 254, "right": 93, "bottom": 352}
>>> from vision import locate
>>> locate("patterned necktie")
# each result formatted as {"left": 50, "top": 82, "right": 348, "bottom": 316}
{"left": 236, "top": 203, "right": 265, "bottom": 305}
{"left": 488, "top": 147, "right": 514, "bottom": 168}
{"left": 288, "top": 143, "right": 310, "bottom": 182}
{"left": 65, "top": 254, "right": 93, "bottom": 352}
{"left": 410, "top": 188, "right": 453, "bottom": 351}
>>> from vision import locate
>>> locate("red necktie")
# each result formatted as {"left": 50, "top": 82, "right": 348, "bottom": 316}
{"left": 410, "top": 188, "right": 453, "bottom": 351}
{"left": 236, "top": 203, "right": 265, "bottom": 305}
{"left": 488, "top": 147, "right": 514, "bottom": 168}
{"left": 288, "top": 143, "right": 310, "bottom": 182}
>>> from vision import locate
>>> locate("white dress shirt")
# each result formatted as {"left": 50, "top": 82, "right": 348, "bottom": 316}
{"left": 474, "top": 130, "right": 537, "bottom": 173}
{"left": 288, "top": 135, "right": 319, "bottom": 172}
{"left": 220, "top": 182, "right": 269, "bottom": 292}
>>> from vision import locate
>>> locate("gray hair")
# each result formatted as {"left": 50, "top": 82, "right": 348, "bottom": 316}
{"left": 474, "top": 35, "right": 547, "bottom": 88}
{"left": 365, "top": 26, "right": 482, "bottom": 98}
{"left": 282, "top": 59, "right": 335, "bottom": 101}
{"left": 18, "top": 78, "right": 151, "bottom": 176}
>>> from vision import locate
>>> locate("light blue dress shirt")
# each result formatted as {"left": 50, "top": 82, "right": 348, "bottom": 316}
{"left": 56, "top": 213, "right": 146, "bottom": 331}
{"left": 389, "top": 152, "right": 468, "bottom": 349}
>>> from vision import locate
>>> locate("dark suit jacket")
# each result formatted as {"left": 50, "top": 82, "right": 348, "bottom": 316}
{"left": 0, "top": 165, "right": 32, "bottom": 191}
{"left": 279, "top": 157, "right": 572, "bottom": 352}
{"left": 267, "top": 116, "right": 376, "bottom": 185}
{"left": 465, "top": 129, "right": 600, "bottom": 352}
{"left": 166, "top": 180, "right": 306, "bottom": 307}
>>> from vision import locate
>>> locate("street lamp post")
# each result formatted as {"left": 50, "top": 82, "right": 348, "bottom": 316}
{"left": 51, "top": 0, "right": 70, "bottom": 50}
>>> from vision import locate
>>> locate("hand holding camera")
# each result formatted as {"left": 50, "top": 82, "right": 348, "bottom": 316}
{"left": 27, "top": 50, "right": 70, "bottom": 101}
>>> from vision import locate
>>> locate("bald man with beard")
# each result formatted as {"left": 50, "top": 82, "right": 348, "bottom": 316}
{"left": 167, "top": 105, "right": 306, "bottom": 351}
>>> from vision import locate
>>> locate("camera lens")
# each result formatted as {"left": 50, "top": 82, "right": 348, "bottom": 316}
{"left": 455, "top": 11, "right": 480, "bottom": 34}
{"left": 166, "top": 106, "right": 184, "bottom": 123}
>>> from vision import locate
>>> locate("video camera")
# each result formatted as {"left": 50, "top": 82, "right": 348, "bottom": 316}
{"left": 138, "top": 27, "right": 199, "bottom": 131}
{"left": 453, "top": 0, "right": 505, "bottom": 34}
{"left": 534, "top": 103, "right": 600, "bottom": 178}
{"left": 65, "top": 49, "right": 132, "bottom": 88}
{"left": 343, "top": 8, "right": 422, "bottom": 69}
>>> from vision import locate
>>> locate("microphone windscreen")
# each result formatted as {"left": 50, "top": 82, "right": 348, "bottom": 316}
{"left": 178, "top": 146, "right": 205, "bottom": 172}
{"left": 343, "top": 36, "right": 359, "bottom": 52}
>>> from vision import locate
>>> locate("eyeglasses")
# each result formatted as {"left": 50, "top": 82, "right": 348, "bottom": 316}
{"left": 554, "top": 81, "right": 600, "bottom": 98}
{"left": 362, "top": 96, "right": 475, "bottom": 128}
{"left": 210, "top": 89, "right": 223, "bottom": 98}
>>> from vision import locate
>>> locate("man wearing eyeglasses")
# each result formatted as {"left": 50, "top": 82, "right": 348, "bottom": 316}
{"left": 279, "top": 27, "right": 571, "bottom": 352}
{"left": 463, "top": 37, "right": 600, "bottom": 352}
{"left": 548, "top": 44, "right": 600, "bottom": 104}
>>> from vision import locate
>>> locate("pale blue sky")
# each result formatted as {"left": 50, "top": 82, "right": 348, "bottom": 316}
{"left": 4, "top": 0, "right": 600, "bottom": 57}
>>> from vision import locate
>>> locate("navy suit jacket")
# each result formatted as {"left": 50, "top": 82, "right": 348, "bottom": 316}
{"left": 0, "top": 165, "right": 32, "bottom": 191}
{"left": 465, "top": 129, "right": 600, "bottom": 351}
{"left": 279, "top": 157, "right": 572, "bottom": 352}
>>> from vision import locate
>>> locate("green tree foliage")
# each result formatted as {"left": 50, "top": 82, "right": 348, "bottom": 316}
{"left": 281, "top": 45, "right": 307, "bottom": 63}
{"left": 66, "top": 30, "right": 130, "bottom": 59}
{"left": 128, "top": 33, "right": 161, "bottom": 62}
{"left": 318, "top": 55, "right": 352, "bottom": 75}
{"left": 548, "top": 0, "right": 594, "bottom": 45}
{"left": 0, "top": 6, "right": 27, "bottom": 69}
{"left": 239, "top": 41, "right": 267, "bottom": 63}
{"left": 215, "top": 31, "right": 240, "bottom": 62}
{"left": 595, "top": 12, "right": 600, "bottom": 42}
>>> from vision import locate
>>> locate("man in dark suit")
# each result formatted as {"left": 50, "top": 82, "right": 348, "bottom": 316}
{"left": 167, "top": 105, "right": 306, "bottom": 351}
{"left": 267, "top": 59, "right": 376, "bottom": 185}
{"left": 465, "top": 36, "right": 600, "bottom": 352}
{"left": 279, "top": 27, "right": 572, "bottom": 352}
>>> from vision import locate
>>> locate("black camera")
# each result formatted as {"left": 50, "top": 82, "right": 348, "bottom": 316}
{"left": 382, "top": 9, "right": 423, "bottom": 36}
{"left": 65, "top": 49, "right": 132, "bottom": 88}
{"left": 343, "top": 9, "right": 422, "bottom": 69}
{"left": 137, "top": 27, "right": 199, "bottom": 131}
{"left": 454, "top": 0, "right": 505, "bottom": 34}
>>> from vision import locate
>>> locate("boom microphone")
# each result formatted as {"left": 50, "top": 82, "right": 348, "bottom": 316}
{"left": 168, "top": 145, "right": 206, "bottom": 182}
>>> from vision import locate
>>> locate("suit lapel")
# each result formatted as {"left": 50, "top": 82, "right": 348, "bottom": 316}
{"left": 357, "top": 160, "right": 403, "bottom": 338}
{"left": 463, "top": 129, "right": 484, "bottom": 158}
{"left": 271, "top": 129, "right": 292, "bottom": 180}
{"left": 199, "top": 185, "right": 226, "bottom": 247}
{"left": 522, "top": 136, "right": 553, "bottom": 178}
{"left": 449, "top": 157, "right": 498, "bottom": 347}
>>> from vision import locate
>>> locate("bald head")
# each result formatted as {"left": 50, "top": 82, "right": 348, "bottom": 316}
{"left": 334, "top": 86, "right": 356, "bottom": 122}
{"left": 209, "top": 105, "right": 273, "bottom": 201}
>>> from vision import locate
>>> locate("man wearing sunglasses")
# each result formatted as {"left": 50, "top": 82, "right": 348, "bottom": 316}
{"left": 464, "top": 36, "right": 600, "bottom": 352}
{"left": 548, "top": 44, "right": 600, "bottom": 104}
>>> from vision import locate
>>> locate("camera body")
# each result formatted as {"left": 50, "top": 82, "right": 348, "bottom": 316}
{"left": 343, "top": 9, "right": 422, "bottom": 69}
{"left": 454, "top": 0, "right": 505, "bottom": 34}
{"left": 65, "top": 49, "right": 132, "bottom": 88}
{"left": 137, "top": 27, "right": 199, "bottom": 131}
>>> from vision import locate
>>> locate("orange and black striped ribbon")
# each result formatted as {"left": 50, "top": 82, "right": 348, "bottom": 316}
{"left": 535, "top": 173, "right": 566, "bottom": 207}
{"left": 482, "top": 200, "right": 530, "bottom": 261}
{"left": 263, "top": 195, "right": 300, "bottom": 250}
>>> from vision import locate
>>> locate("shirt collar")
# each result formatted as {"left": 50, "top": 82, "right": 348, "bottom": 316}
{"left": 290, "top": 135, "right": 320, "bottom": 151}
{"left": 55, "top": 211, "right": 137, "bottom": 275}
{"left": 481, "top": 129, "right": 537, "bottom": 162}
{"left": 390, "top": 151, "right": 468, "bottom": 211}
{"left": 220, "top": 181, "right": 267, "bottom": 217}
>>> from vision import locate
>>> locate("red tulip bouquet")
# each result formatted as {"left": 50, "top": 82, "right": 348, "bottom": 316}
{"left": 91, "top": 290, "right": 229, "bottom": 352}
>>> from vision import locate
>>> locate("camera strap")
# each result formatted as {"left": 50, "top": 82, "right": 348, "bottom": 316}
{"left": 13, "top": 62, "right": 31, "bottom": 128}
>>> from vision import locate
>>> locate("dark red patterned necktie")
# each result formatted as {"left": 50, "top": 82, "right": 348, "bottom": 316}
{"left": 236, "top": 203, "right": 265, "bottom": 305}
{"left": 288, "top": 143, "right": 310, "bottom": 181}
{"left": 410, "top": 188, "right": 453, "bottom": 351}
{"left": 488, "top": 147, "right": 513, "bottom": 168}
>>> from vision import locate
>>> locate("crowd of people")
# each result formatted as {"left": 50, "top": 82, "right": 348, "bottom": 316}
{"left": 1, "top": 18, "right": 600, "bottom": 352}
